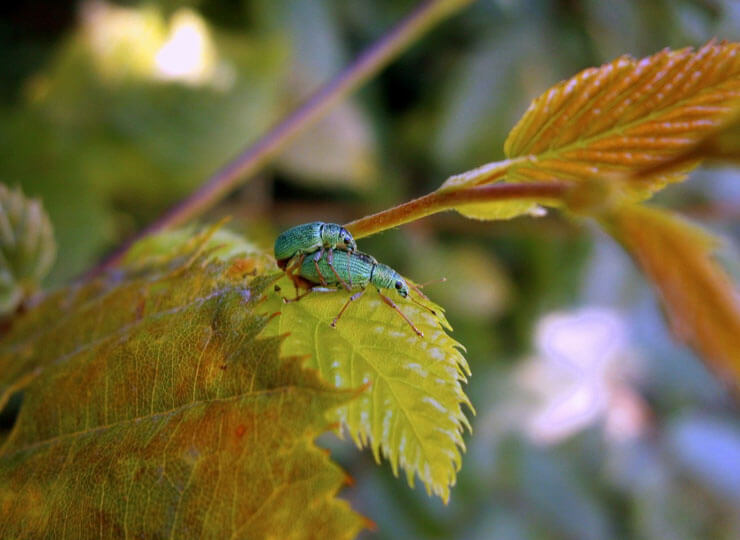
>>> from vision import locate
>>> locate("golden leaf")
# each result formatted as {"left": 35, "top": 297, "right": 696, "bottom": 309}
{"left": 605, "top": 205, "right": 740, "bottom": 383}
{"left": 505, "top": 41, "right": 740, "bottom": 191}
{"left": 440, "top": 41, "right": 740, "bottom": 220}
{"left": 633, "top": 101, "right": 740, "bottom": 177}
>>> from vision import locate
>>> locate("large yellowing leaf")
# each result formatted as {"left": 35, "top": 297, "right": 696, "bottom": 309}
{"left": 605, "top": 205, "right": 740, "bottom": 383}
{"left": 262, "top": 275, "right": 472, "bottom": 503}
{"left": 440, "top": 41, "right": 740, "bottom": 219}
{"left": 0, "top": 229, "right": 365, "bottom": 538}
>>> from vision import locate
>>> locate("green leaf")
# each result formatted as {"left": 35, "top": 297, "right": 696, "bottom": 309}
{"left": 0, "top": 228, "right": 365, "bottom": 538}
{"left": 261, "top": 275, "right": 473, "bottom": 503}
{"left": 2, "top": 3, "right": 290, "bottom": 283}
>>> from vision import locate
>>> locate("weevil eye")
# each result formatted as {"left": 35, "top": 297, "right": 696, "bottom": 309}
{"left": 342, "top": 232, "right": 355, "bottom": 248}
{"left": 395, "top": 280, "right": 403, "bottom": 290}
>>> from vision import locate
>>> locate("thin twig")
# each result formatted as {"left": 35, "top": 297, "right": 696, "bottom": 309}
{"left": 345, "top": 182, "right": 569, "bottom": 239}
{"left": 89, "top": 0, "right": 475, "bottom": 277}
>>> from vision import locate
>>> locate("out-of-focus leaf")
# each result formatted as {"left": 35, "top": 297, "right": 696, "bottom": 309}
{"left": 605, "top": 204, "right": 740, "bottom": 383}
{"left": 407, "top": 244, "right": 511, "bottom": 318}
{"left": 261, "top": 275, "right": 472, "bottom": 503}
{"left": 433, "top": 23, "right": 557, "bottom": 171}
{"left": 440, "top": 42, "right": 740, "bottom": 220}
{"left": 0, "top": 228, "right": 365, "bottom": 538}
{"left": 517, "top": 445, "right": 614, "bottom": 540}
{"left": 668, "top": 414, "right": 740, "bottom": 503}
{"left": 255, "top": 0, "right": 377, "bottom": 190}
{"left": 1, "top": 4, "right": 289, "bottom": 283}
{"left": 278, "top": 97, "right": 378, "bottom": 190}
{"left": 0, "top": 184, "right": 55, "bottom": 314}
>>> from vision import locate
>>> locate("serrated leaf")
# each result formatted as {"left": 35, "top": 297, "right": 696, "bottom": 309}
{"left": 505, "top": 41, "right": 740, "bottom": 188}
{"left": 604, "top": 205, "right": 740, "bottom": 383}
{"left": 0, "top": 229, "right": 365, "bottom": 538}
{"left": 261, "top": 275, "right": 472, "bottom": 503}
{"left": 440, "top": 42, "right": 740, "bottom": 220}
{"left": 634, "top": 102, "right": 740, "bottom": 176}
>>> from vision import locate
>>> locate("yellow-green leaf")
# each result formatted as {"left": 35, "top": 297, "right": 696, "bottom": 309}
{"left": 441, "top": 41, "right": 740, "bottom": 220}
{"left": 0, "top": 229, "right": 365, "bottom": 538}
{"left": 604, "top": 205, "right": 740, "bottom": 383}
{"left": 261, "top": 275, "right": 472, "bottom": 503}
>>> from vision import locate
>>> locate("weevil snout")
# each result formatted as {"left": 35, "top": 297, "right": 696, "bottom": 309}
{"left": 394, "top": 280, "right": 409, "bottom": 298}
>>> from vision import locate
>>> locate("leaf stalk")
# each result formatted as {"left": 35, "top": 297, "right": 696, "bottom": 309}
{"left": 345, "top": 182, "right": 568, "bottom": 239}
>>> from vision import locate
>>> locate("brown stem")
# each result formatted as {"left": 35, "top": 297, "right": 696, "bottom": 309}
{"left": 345, "top": 182, "right": 568, "bottom": 239}
{"left": 88, "top": 0, "right": 475, "bottom": 278}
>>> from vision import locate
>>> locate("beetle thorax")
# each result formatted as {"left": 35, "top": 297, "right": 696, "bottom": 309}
{"left": 370, "top": 263, "right": 405, "bottom": 294}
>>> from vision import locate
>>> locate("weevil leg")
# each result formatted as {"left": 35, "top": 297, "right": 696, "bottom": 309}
{"left": 282, "top": 287, "right": 314, "bottom": 303}
{"left": 283, "top": 286, "right": 337, "bottom": 303}
{"left": 331, "top": 289, "right": 366, "bottom": 328}
{"left": 378, "top": 290, "right": 424, "bottom": 338}
{"left": 326, "top": 249, "right": 351, "bottom": 291}
{"left": 284, "top": 253, "right": 306, "bottom": 296}
{"left": 312, "top": 249, "right": 329, "bottom": 287}
{"left": 284, "top": 253, "right": 304, "bottom": 275}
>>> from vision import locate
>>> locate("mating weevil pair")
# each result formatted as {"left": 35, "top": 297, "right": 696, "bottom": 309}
{"left": 273, "top": 222, "right": 434, "bottom": 337}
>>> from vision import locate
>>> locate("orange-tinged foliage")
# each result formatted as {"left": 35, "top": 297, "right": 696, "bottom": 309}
{"left": 606, "top": 205, "right": 740, "bottom": 383}
{"left": 634, "top": 102, "right": 740, "bottom": 177}
{"left": 439, "top": 41, "right": 740, "bottom": 212}
{"left": 0, "top": 233, "right": 365, "bottom": 538}
{"left": 504, "top": 41, "right": 740, "bottom": 195}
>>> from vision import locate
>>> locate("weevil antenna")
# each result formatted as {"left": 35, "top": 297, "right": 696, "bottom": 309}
{"left": 408, "top": 277, "right": 446, "bottom": 301}
{"left": 408, "top": 294, "right": 437, "bottom": 316}
{"left": 414, "top": 277, "right": 447, "bottom": 288}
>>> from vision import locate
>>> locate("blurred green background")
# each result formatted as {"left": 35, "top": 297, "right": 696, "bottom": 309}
{"left": 2, "top": 0, "right": 739, "bottom": 538}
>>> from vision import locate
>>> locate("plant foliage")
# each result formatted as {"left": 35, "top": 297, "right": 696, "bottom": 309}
{"left": 262, "top": 276, "right": 472, "bottom": 502}
{"left": 440, "top": 41, "right": 740, "bottom": 220}
{"left": 0, "top": 185, "right": 55, "bottom": 315}
{"left": 424, "top": 41, "right": 740, "bottom": 386}
{"left": 0, "top": 229, "right": 365, "bottom": 538}
{"left": 606, "top": 204, "right": 740, "bottom": 380}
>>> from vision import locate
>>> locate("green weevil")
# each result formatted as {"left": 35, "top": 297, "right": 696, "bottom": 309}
{"left": 274, "top": 221, "right": 358, "bottom": 289}
{"left": 287, "top": 249, "right": 434, "bottom": 337}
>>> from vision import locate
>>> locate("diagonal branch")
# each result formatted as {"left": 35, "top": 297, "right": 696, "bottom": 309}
{"left": 89, "top": 0, "right": 475, "bottom": 278}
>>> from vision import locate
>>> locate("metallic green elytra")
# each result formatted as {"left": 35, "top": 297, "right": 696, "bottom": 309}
{"left": 289, "top": 249, "right": 432, "bottom": 337}
{"left": 299, "top": 250, "right": 409, "bottom": 297}
{"left": 273, "top": 222, "right": 356, "bottom": 269}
